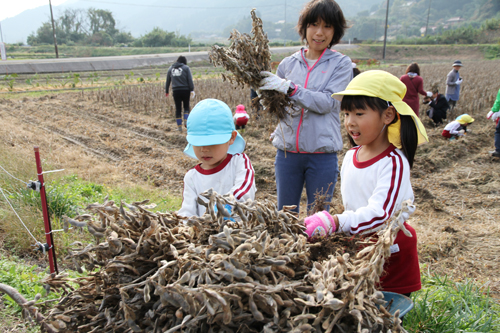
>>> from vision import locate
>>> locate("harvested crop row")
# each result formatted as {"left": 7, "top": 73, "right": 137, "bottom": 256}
{"left": 43, "top": 191, "right": 411, "bottom": 332}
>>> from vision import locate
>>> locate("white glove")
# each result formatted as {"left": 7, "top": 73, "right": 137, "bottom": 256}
{"left": 458, "top": 129, "right": 465, "bottom": 136}
{"left": 258, "top": 71, "right": 291, "bottom": 94}
{"left": 426, "top": 91, "right": 433, "bottom": 98}
{"left": 492, "top": 112, "right": 500, "bottom": 122}
{"left": 190, "top": 91, "right": 196, "bottom": 99}
{"left": 455, "top": 78, "right": 463, "bottom": 85}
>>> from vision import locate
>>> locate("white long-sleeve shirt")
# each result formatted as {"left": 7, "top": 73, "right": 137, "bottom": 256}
{"left": 177, "top": 153, "right": 256, "bottom": 217}
{"left": 337, "top": 145, "right": 415, "bottom": 235}
{"left": 443, "top": 120, "right": 464, "bottom": 135}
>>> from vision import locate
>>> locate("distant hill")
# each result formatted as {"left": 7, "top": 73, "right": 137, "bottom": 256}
{"left": 344, "top": 0, "right": 500, "bottom": 41}
{"left": 1, "top": 0, "right": 381, "bottom": 44}
{"left": 2, "top": 0, "right": 498, "bottom": 45}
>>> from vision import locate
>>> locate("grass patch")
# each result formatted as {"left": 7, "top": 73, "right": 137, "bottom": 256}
{"left": 405, "top": 272, "right": 500, "bottom": 332}
{"left": 0, "top": 252, "right": 87, "bottom": 332}
{"left": 0, "top": 143, "right": 181, "bottom": 255}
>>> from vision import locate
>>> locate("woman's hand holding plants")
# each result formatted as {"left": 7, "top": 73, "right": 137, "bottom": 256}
{"left": 258, "top": 71, "right": 291, "bottom": 94}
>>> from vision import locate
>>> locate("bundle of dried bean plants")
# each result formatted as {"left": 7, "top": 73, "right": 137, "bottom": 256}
{"left": 209, "top": 9, "right": 291, "bottom": 120}
{"left": 40, "top": 191, "right": 411, "bottom": 333}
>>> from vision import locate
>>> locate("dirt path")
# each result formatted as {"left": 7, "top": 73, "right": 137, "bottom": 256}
{"left": 0, "top": 61, "right": 499, "bottom": 299}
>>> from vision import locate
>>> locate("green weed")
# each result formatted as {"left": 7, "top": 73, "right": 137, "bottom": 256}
{"left": 0, "top": 257, "right": 46, "bottom": 312}
{"left": 405, "top": 274, "right": 500, "bottom": 332}
{"left": 1, "top": 74, "right": 18, "bottom": 91}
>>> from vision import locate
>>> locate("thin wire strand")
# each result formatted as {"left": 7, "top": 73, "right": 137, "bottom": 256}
{"left": 0, "top": 164, "right": 29, "bottom": 185}
{"left": 0, "top": 187, "right": 40, "bottom": 244}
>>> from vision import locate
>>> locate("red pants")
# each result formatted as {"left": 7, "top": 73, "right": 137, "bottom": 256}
{"left": 442, "top": 130, "right": 452, "bottom": 138}
{"left": 378, "top": 223, "right": 421, "bottom": 294}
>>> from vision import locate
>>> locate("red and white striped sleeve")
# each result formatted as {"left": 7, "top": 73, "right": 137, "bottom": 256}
{"left": 230, "top": 153, "right": 256, "bottom": 201}
{"left": 338, "top": 150, "right": 407, "bottom": 234}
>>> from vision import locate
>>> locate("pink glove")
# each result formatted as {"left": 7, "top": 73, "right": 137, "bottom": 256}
{"left": 304, "top": 211, "right": 336, "bottom": 240}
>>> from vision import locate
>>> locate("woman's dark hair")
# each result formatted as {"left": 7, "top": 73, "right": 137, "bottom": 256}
{"left": 341, "top": 95, "right": 418, "bottom": 168}
{"left": 297, "top": 0, "right": 347, "bottom": 48}
{"left": 405, "top": 62, "right": 420, "bottom": 76}
{"left": 352, "top": 67, "right": 361, "bottom": 77}
{"left": 431, "top": 83, "right": 439, "bottom": 94}
{"left": 176, "top": 56, "right": 187, "bottom": 65}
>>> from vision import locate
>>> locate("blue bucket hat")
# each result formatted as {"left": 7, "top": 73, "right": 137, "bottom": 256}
{"left": 183, "top": 99, "right": 246, "bottom": 159}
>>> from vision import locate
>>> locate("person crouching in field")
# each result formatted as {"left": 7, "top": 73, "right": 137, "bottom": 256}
{"left": 177, "top": 99, "right": 256, "bottom": 217}
{"left": 233, "top": 104, "right": 250, "bottom": 132}
{"left": 304, "top": 70, "right": 428, "bottom": 296}
{"left": 423, "top": 85, "right": 449, "bottom": 126}
{"left": 442, "top": 114, "right": 474, "bottom": 140}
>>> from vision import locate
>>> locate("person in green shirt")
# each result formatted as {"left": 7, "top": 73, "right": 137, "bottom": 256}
{"left": 487, "top": 88, "right": 500, "bottom": 157}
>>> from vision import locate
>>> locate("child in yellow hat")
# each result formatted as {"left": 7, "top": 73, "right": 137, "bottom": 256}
{"left": 442, "top": 113, "right": 474, "bottom": 140}
{"left": 304, "top": 70, "right": 428, "bottom": 296}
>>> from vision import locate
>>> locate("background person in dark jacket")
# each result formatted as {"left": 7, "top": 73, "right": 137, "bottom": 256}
{"left": 166, "top": 56, "right": 195, "bottom": 132}
{"left": 424, "top": 86, "right": 449, "bottom": 126}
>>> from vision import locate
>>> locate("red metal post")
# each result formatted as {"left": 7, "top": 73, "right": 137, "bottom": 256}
{"left": 34, "top": 147, "right": 58, "bottom": 274}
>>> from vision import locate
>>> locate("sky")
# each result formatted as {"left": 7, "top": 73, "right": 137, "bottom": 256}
{"left": 0, "top": 0, "right": 69, "bottom": 22}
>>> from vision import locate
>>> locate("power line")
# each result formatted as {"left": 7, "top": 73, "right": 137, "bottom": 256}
{"left": 81, "top": 0, "right": 284, "bottom": 9}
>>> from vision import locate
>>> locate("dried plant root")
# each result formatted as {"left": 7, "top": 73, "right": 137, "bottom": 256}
{"left": 209, "top": 9, "right": 291, "bottom": 120}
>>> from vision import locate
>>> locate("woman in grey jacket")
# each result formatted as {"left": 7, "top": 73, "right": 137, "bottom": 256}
{"left": 259, "top": 0, "right": 352, "bottom": 213}
{"left": 166, "top": 56, "right": 195, "bottom": 132}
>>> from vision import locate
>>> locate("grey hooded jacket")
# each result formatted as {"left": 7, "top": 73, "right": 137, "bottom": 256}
{"left": 272, "top": 48, "right": 352, "bottom": 153}
{"left": 445, "top": 68, "right": 460, "bottom": 101}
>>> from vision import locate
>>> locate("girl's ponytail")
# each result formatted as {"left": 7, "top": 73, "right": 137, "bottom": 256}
{"left": 399, "top": 115, "right": 418, "bottom": 168}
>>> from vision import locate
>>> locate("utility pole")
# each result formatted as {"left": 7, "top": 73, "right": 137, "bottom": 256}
{"left": 49, "top": 0, "right": 59, "bottom": 58}
{"left": 382, "top": 0, "right": 390, "bottom": 59}
{"left": 283, "top": 0, "right": 287, "bottom": 47}
{"left": 425, "top": 0, "right": 432, "bottom": 37}
{"left": 0, "top": 22, "right": 5, "bottom": 61}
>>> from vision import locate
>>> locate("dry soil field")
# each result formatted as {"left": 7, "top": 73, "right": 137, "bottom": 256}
{"left": 0, "top": 59, "right": 499, "bottom": 303}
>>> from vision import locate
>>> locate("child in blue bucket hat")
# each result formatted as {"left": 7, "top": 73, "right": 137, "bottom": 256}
{"left": 177, "top": 99, "right": 256, "bottom": 217}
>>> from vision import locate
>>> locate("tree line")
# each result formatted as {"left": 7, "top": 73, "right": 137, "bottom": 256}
{"left": 27, "top": 8, "right": 191, "bottom": 47}
{"left": 343, "top": 0, "right": 500, "bottom": 41}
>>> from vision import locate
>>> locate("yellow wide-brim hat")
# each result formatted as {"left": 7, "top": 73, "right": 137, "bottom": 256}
{"left": 456, "top": 114, "right": 474, "bottom": 124}
{"left": 332, "top": 70, "right": 428, "bottom": 147}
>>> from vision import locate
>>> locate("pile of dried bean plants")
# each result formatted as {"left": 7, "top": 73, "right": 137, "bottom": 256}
{"left": 209, "top": 9, "right": 291, "bottom": 120}
{"left": 36, "top": 191, "right": 412, "bottom": 333}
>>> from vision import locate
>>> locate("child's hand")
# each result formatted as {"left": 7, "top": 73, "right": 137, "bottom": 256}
{"left": 304, "top": 211, "right": 336, "bottom": 240}
{"left": 488, "top": 111, "right": 500, "bottom": 122}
